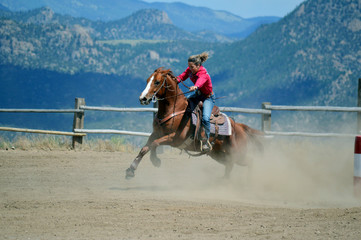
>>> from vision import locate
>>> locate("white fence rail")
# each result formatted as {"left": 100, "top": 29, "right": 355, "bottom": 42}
{"left": 264, "top": 131, "right": 356, "bottom": 138}
{"left": 1, "top": 97, "right": 361, "bottom": 148}
{"left": 261, "top": 102, "right": 361, "bottom": 138}
{"left": 265, "top": 105, "right": 361, "bottom": 112}
{"left": 80, "top": 106, "right": 157, "bottom": 112}
{"left": 74, "top": 128, "right": 151, "bottom": 137}
{"left": 74, "top": 105, "right": 269, "bottom": 138}
{"left": 0, "top": 109, "right": 83, "bottom": 113}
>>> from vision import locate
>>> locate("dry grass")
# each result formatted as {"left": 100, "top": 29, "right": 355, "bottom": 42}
{"left": 0, "top": 134, "right": 135, "bottom": 152}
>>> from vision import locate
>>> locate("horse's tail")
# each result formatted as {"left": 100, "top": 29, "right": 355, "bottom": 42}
{"left": 243, "top": 124, "right": 264, "bottom": 137}
{"left": 241, "top": 123, "right": 264, "bottom": 153}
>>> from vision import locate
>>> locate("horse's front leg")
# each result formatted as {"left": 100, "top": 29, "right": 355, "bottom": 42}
{"left": 149, "top": 132, "right": 177, "bottom": 168}
{"left": 125, "top": 133, "right": 158, "bottom": 179}
{"left": 125, "top": 145, "right": 151, "bottom": 179}
{"left": 125, "top": 132, "right": 176, "bottom": 179}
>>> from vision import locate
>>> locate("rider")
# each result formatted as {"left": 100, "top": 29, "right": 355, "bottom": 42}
{"left": 176, "top": 52, "right": 215, "bottom": 152}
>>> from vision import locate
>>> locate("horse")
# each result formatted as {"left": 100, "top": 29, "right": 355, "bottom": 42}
{"left": 125, "top": 67, "right": 263, "bottom": 179}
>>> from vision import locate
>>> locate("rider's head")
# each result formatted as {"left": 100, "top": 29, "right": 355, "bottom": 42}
{"left": 188, "top": 52, "right": 209, "bottom": 74}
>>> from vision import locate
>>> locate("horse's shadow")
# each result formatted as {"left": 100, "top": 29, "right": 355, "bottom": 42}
{"left": 109, "top": 185, "right": 178, "bottom": 192}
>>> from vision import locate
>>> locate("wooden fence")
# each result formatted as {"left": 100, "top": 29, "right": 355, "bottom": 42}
{"left": 1, "top": 95, "right": 361, "bottom": 148}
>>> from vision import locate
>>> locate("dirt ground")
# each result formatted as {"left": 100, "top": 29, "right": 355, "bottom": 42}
{"left": 1, "top": 138, "right": 361, "bottom": 240}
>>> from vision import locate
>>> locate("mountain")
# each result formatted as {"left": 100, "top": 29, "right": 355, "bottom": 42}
{"left": 0, "top": 0, "right": 149, "bottom": 20}
{"left": 0, "top": 3, "right": 9, "bottom": 11}
{"left": 0, "top": 7, "right": 219, "bottom": 76}
{"left": 0, "top": 0, "right": 360, "bottom": 133}
{"left": 0, "top": 7, "right": 229, "bottom": 42}
{"left": 144, "top": 2, "right": 280, "bottom": 39}
{"left": 1, "top": 0, "right": 359, "bottom": 107}
{"left": 0, "top": 0, "right": 280, "bottom": 40}
{"left": 210, "top": 0, "right": 361, "bottom": 108}
{"left": 93, "top": 9, "right": 210, "bottom": 41}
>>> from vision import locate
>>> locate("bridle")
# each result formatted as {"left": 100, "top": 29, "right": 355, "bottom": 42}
{"left": 151, "top": 72, "right": 192, "bottom": 102}
{"left": 151, "top": 74, "right": 168, "bottom": 103}
{"left": 148, "top": 71, "right": 189, "bottom": 126}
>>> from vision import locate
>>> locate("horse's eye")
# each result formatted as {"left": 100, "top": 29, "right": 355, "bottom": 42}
{"left": 154, "top": 81, "right": 160, "bottom": 86}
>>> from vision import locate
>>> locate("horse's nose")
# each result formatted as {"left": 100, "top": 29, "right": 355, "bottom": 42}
{"left": 139, "top": 97, "right": 147, "bottom": 105}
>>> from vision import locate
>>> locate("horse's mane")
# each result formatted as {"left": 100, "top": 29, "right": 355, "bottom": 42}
{"left": 155, "top": 67, "right": 177, "bottom": 81}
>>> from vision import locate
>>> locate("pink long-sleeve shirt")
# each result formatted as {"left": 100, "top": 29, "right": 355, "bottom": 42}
{"left": 177, "top": 66, "right": 213, "bottom": 96}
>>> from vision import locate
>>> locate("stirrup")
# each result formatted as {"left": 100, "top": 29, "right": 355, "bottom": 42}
{"left": 201, "top": 139, "right": 212, "bottom": 152}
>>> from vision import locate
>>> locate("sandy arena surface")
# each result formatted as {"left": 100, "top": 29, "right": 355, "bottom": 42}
{"left": 1, "top": 138, "right": 361, "bottom": 239}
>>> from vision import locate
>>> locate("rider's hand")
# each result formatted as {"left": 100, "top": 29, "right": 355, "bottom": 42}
{"left": 189, "top": 86, "right": 198, "bottom": 91}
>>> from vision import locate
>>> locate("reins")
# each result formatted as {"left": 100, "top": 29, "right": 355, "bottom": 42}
{"left": 153, "top": 73, "right": 225, "bottom": 101}
{"left": 157, "top": 90, "right": 193, "bottom": 101}
{"left": 154, "top": 74, "right": 191, "bottom": 102}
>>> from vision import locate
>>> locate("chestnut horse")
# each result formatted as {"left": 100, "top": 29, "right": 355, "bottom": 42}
{"left": 125, "top": 67, "right": 263, "bottom": 179}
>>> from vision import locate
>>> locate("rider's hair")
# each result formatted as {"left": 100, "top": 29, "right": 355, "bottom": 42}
{"left": 188, "top": 52, "right": 209, "bottom": 66}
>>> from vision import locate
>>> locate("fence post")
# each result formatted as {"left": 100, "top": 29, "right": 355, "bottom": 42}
{"left": 354, "top": 136, "right": 361, "bottom": 198}
{"left": 72, "top": 98, "right": 85, "bottom": 149}
{"left": 261, "top": 102, "right": 271, "bottom": 132}
{"left": 357, "top": 78, "right": 361, "bottom": 134}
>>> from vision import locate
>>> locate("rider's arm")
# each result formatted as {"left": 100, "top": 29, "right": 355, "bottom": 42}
{"left": 177, "top": 67, "right": 190, "bottom": 83}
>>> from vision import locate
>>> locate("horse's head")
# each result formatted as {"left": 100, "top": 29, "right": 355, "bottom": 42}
{"left": 139, "top": 67, "right": 172, "bottom": 105}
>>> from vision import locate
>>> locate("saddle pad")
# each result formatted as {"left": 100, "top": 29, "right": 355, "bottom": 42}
{"left": 191, "top": 112, "right": 232, "bottom": 136}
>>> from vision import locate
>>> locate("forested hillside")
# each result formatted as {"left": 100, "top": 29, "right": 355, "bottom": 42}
{"left": 211, "top": 0, "right": 361, "bottom": 107}
{"left": 0, "top": 0, "right": 360, "bottom": 134}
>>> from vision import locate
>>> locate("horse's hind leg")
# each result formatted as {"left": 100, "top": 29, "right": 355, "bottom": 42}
{"left": 209, "top": 150, "right": 234, "bottom": 179}
{"left": 224, "top": 159, "right": 234, "bottom": 179}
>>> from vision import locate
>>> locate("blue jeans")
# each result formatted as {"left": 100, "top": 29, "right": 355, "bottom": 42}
{"left": 188, "top": 91, "right": 215, "bottom": 139}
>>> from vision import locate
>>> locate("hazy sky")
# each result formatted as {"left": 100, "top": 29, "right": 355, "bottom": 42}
{"left": 143, "top": 0, "right": 306, "bottom": 18}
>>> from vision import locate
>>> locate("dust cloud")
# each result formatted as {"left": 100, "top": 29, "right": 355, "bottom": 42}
{"left": 131, "top": 137, "right": 360, "bottom": 208}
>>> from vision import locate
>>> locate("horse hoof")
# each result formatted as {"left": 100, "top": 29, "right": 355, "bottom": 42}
{"left": 151, "top": 157, "right": 161, "bottom": 168}
{"left": 125, "top": 167, "right": 135, "bottom": 179}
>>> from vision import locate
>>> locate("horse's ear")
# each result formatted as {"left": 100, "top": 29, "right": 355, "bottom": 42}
{"left": 162, "top": 68, "right": 172, "bottom": 75}
{"left": 156, "top": 67, "right": 167, "bottom": 72}
{"left": 167, "top": 70, "right": 174, "bottom": 77}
